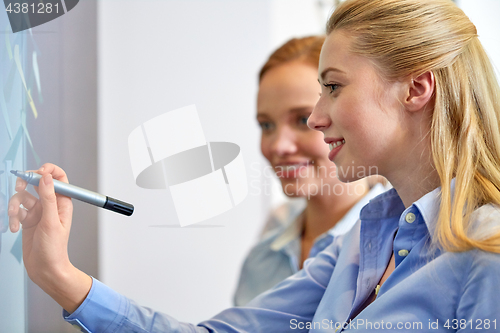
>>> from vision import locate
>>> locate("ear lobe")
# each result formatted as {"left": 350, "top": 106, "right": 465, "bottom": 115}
{"left": 405, "top": 71, "right": 435, "bottom": 112}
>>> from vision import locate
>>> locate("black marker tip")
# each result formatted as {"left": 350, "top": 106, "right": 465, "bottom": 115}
{"left": 10, "top": 170, "right": 17, "bottom": 176}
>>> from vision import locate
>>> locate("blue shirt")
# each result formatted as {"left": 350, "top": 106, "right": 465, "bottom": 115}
{"left": 64, "top": 186, "right": 500, "bottom": 332}
{"left": 234, "top": 184, "right": 387, "bottom": 306}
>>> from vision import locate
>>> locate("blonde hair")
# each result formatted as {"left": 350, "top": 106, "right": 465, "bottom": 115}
{"left": 259, "top": 36, "right": 325, "bottom": 82}
{"left": 327, "top": 0, "right": 500, "bottom": 253}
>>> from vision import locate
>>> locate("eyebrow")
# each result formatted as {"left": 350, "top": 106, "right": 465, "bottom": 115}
{"left": 256, "top": 107, "right": 314, "bottom": 119}
{"left": 289, "top": 107, "right": 314, "bottom": 113}
{"left": 319, "top": 67, "right": 346, "bottom": 81}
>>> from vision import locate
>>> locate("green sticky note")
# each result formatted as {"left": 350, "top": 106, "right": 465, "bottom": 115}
{"left": 32, "top": 51, "right": 42, "bottom": 101}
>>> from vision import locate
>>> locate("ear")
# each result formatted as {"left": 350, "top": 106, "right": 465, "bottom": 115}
{"left": 404, "top": 71, "right": 435, "bottom": 112}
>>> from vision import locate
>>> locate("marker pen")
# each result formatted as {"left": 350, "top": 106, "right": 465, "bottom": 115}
{"left": 11, "top": 170, "right": 134, "bottom": 216}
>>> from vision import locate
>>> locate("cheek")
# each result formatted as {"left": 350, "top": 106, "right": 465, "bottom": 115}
{"left": 301, "top": 131, "right": 330, "bottom": 158}
{"left": 337, "top": 99, "right": 370, "bottom": 140}
{"left": 336, "top": 97, "right": 358, "bottom": 123}
{"left": 325, "top": 97, "right": 356, "bottom": 132}
{"left": 260, "top": 136, "right": 273, "bottom": 163}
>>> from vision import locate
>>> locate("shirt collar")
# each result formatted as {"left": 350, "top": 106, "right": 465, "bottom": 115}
{"left": 327, "top": 183, "right": 389, "bottom": 237}
{"left": 359, "top": 188, "right": 406, "bottom": 220}
{"left": 415, "top": 178, "right": 500, "bottom": 241}
{"left": 270, "top": 211, "right": 305, "bottom": 252}
{"left": 270, "top": 183, "right": 391, "bottom": 251}
{"left": 413, "top": 178, "right": 458, "bottom": 240}
{"left": 360, "top": 179, "right": 455, "bottom": 241}
{"left": 468, "top": 203, "right": 500, "bottom": 240}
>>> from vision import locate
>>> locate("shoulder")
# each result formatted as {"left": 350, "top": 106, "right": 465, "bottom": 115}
{"left": 468, "top": 203, "right": 500, "bottom": 240}
{"left": 259, "top": 199, "right": 306, "bottom": 238}
{"left": 433, "top": 204, "right": 500, "bottom": 293}
{"left": 327, "top": 218, "right": 362, "bottom": 259}
{"left": 443, "top": 249, "right": 500, "bottom": 320}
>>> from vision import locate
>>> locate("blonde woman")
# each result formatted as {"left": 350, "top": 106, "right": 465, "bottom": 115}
{"left": 9, "top": 0, "right": 500, "bottom": 331}
{"left": 234, "top": 36, "right": 386, "bottom": 306}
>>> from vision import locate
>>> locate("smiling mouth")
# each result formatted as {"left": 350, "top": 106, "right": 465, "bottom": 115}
{"left": 329, "top": 139, "right": 345, "bottom": 151}
{"left": 283, "top": 163, "right": 308, "bottom": 170}
{"left": 275, "top": 161, "right": 311, "bottom": 171}
{"left": 274, "top": 162, "right": 312, "bottom": 178}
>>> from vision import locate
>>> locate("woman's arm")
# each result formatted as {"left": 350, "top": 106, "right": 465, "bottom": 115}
{"left": 9, "top": 163, "right": 339, "bottom": 332}
{"left": 8, "top": 164, "right": 92, "bottom": 313}
{"left": 61, "top": 247, "right": 339, "bottom": 332}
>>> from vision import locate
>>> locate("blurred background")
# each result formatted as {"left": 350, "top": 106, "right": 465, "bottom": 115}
{"left": 0, "top": 0, "right": 499, "bottom": 332}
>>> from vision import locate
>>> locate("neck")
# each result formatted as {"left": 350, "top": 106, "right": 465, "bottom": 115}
{"left": 391, "top": 169, "right": 440, "bottom": 208}
{"left": 388, "top": 105, "right": 441, "bottom": 207}
{"left": 302, "top": 181, "right": 369, "bottom": 241}
{"left": 386, "top": 141, "right": 440, "bottom": 208}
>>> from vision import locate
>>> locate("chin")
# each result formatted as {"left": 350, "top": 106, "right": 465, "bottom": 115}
{"left": 282, "top": 191, "right": 303, "bottom": 198}
{"left": 335, "top": 168, "right": 369, "bottom": 184}
{"left": 280, "top": 178, "right": 309, "bottom": 198}
{"left": 336, "top": 174, "right": 363, "bottom": 183}
{"left": 334, "top": 160, "right": 374, "bottom": 184}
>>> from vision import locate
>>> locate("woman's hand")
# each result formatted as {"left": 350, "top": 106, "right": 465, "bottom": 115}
{"left": 8, "top": 163, "right": 92, "bottom": 313}
{"left": 9, "top": 164, "right": 73, "bottom": 284}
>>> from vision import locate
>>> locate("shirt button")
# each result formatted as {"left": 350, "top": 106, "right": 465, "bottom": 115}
{"left": 398, "top": 249, "right": 409, "bottom": 257}
{"left": 405, "top": 212, "right": 416, "bottom": 223}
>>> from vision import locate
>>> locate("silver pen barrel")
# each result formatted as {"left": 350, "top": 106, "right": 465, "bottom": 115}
{"left": 22, "top": 172, "right": 107, "bottom": 207}
{"left": 11, "top": 170, "right": 134, "bottom": 216}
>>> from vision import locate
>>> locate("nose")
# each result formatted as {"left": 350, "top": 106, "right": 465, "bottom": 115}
{"left": 271, "top": 126, "right": 298, "bottom": 156}
{"left": 307, "top": 101, "right": 331, "bottom": 132}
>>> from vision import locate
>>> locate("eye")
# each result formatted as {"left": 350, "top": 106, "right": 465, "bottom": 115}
{"left": 298, "top": 115, "right": 309, "bottom": 126}
{"left": 323, "top": 83, "right": 340, "bottom": 95}
{"left": 258, "top": 121, "right": 275, "bottom": 132}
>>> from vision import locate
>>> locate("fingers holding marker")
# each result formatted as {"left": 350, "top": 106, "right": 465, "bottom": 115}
{"left": 8, "top": 166, "right": 59, "bottom": 232}
{"left": 38, "top": 163, "right": 69, "bottom": 184}
{"left": 13, "top": 189, "right": 38, "bottom": 211}
{"left": 8, "top": 202, "right": 20, "bottom": 233}
{"left": 15, "top": 175, "right": 27, "bottom": 192}
{"left": 8, "top": 190, "right": 40, "bottom": 232}
{"left": 40, "top": 166, "right": 74, "bottom": 226}
{"left": 10, "top": 162, "right": 128, "bottom": 227}
{"left": 9, "top": 168, "right": 40, "bottom": 232}
{"left": 15, "top": 169, "right": 41, "bottom": 195}
{"left": 8, "top": 189, "right": 26, "bottom": 232}
{"left": 37, "top": 172, "right": 74, "bottom": 231}
{"left": 38, "top": 174, "right": 60, "bottom": 223}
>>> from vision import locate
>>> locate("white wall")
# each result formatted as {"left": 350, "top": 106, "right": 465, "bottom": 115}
{"left": 97, "top": 0, "right": 327, "bottom": 323}
{"left": 458, "top": 0, "right": 500, "bottom": 80}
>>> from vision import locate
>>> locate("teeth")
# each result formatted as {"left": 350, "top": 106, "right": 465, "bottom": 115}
{"left": 329, "top": 139, "right": 345, "bottom": 151}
